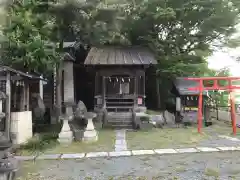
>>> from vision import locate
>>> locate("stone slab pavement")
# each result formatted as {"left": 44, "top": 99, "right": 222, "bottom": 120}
{"left": 17, "top": 151, "right": 240, "bottom": 180}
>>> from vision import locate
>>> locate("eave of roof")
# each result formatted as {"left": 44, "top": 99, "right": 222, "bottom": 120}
{"left": 0, "top": 66, "right": 47, "bottom": 81}
{"left": 174, "top": 77, "right": 208, "bottom": 95}
{"left": 84, "top": 46, "right": 157, "bottom": 65}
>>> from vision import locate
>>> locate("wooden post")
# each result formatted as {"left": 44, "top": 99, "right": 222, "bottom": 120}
{"left": 134, "top": 76, "right": 137, "bottom": 107}
{"left": 143, "top": 72, "right": 146, "bottom": 106}
{"left": 39, "top": 75, "right": 43, "bottom": 100}
{"left": 56, "top": 64, "right": 62, "bottom": 120}
{"left": 5, "top": 71, "right": 11, "bottom": 141}
{"left": 21, "top": 81, "right": 26, "bottom": 111}
{"left": 229, "top": 80, "right": 237, "bottom": 135}
{"left": 25, "top": 81, "right": 29, "bottom": 111}
{"left": 95, "top": 72, "right": 98, "bottom": 96}
{"left": 197, "top": 79, "right": 203, "bottom": 134}
{"left": 102, "top": 76, "right": 106, "bottom": 108}
{"left": 13, "top": 83, "right": 17, "bottom": 110}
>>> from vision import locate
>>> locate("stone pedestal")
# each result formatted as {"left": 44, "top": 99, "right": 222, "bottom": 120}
{"left": 10, "top": 111, "right": 32, "bottom": 145}
{"left": 82, "top": 112, "right": 98, "bottom": 143}
{"left": 58, "top": 119, "right": 73, "bottom": 145}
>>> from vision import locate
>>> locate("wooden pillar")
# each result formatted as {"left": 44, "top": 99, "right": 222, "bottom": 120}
{"left": 229, "top": 80, "right": 237, "bottom": 135}
{"left": 20, "top": 81, "right": 25, "bottom": 111}
{"left": 143, "top": 72, "right": 146, "bottom": 106}
{"left": 56, "top": 64, "right": 62, "bottom": 119}
{"left": 5, "top": 71, "right": 11, "bottom": 141}
{"left": 13, "top": 83, "right": 17, "bottom": 110}
{"left": 102, "top": 76, "right": 106, "bottom": 108}
{"left": 134, "top": 75, "right": 137, "bottom": 107}
{"left": 39, "top": 75, "right": 43, "bottom": 100}
{"left": 197, "top": 79, "right": 203, "bottom": 134}
{"left": 25, "top": 82, "right": 29, "bottom": 111}
{"left": 95, "top": 72, "right": 98, "bottom": 96}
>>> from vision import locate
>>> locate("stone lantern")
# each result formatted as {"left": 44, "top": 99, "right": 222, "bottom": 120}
{"left": 82, "top": 112, "right": 98, "bottom": 142}
{"left": 57, "top": 102, "right": 75, "bottom": 145}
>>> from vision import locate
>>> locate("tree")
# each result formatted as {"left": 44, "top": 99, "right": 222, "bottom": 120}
{"left": 1, "top": 0, "right": 60, "bottom": 74}
{"left": 2, "top": 0, "right": 240, "bottom": 110}
{"left": 124, "top": 0, "right": 240, "bottom": 77}
{"left": 120, "top": 0, "right": 240, "bottom": 108}
{"left": 204, "top": 68, "right": 231, "bottom": 107}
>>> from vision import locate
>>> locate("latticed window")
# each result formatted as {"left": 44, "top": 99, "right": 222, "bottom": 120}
{"left": 106, "top": 75, "right": 134, "bottom": 95}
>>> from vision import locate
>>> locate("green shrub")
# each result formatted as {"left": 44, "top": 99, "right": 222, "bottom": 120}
{"left": 140, "top": 116, "right": 150, "bottom": 122}
{"left": 20, "top": 132, "right": 59, "bottom": 153}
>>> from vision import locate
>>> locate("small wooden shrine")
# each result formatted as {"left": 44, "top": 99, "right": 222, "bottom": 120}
{"left": 171, "top": 77, "right": 210, "bottom": 124}
{"left": 84, "top": 46, "right": 157, "bottom": 127}
{"left": 0, "top": 66, "right": 45, "bottom": 144}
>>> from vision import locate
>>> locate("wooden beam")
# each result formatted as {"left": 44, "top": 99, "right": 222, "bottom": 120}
{"left": 0, "top": 76, "right": 24, "bottom": 81}
{"left": 5, "top": 71, "right": 11, "bottom": 141}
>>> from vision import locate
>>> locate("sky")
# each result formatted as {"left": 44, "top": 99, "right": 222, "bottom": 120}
{"left": 208, "top": 47, "right": 240, "bottom": 76}
{"left": 208, "top": 23, "right": 240, "bottom": 76}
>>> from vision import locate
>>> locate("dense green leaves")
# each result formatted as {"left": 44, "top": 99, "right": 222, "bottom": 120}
{"left": 124, "top": 0, "right": 240, "bottom": 77}
{"left": 1, "top": 0, "right": 240, "bottom": 76}
{"left": 2, "top": 0, "right": 59, "bottom": 73}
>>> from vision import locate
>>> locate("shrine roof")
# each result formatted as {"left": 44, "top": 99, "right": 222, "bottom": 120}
{"left": 174, "top": 77, "right": 208, "bottom": 95}
{"left": 0, "top": 65, "right": 46, "bottom": 81}
{"left": 84, "top": 46, "right": 157, "bottom": 65}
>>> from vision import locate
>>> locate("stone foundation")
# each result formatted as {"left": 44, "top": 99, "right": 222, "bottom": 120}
{"left": 10, "top": 111, "right": 32, "bottom": 145}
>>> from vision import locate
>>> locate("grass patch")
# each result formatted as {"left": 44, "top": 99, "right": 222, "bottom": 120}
{"left": 206, "top": 120, "right": 240, "bottom": 136}
{"left": 204, "top": 168, "right": 219, "bottom": 178}
{"left": 17, "top": 129, "right": 115, "bottom": 155}
{"left": 16, "top": 161, "right": 42, "bottom": 180}
{"left": 45, "top": 130, "right": 115, "bottom": 154}
{"left": 16, "top": 132, "right": 59, "bottom": 156}
{"left": 175, "top": 166, "right": 186, "bottom": 173}
{"left": 126, "top": 127, "right": 208, "bottom": 150}
{"left": 146, "top": 110, "right": 162, "bottom": 115}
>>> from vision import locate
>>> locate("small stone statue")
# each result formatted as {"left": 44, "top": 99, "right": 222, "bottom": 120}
{"left": 32, "top": 93, "right": 45, "bottom": 122}
{"left": 75, "top": 100, "right": 87, "bottom": 118}
{"left": 74, "top": 100, "right": 88, "bottom": 127}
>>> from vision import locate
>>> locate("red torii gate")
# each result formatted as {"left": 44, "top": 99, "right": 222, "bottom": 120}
{"left": 185, "top": 77, "right": 240, "bottom": 135}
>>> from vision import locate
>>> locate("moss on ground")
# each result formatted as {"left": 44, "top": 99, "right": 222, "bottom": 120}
{"left": 126, "top": 127, "right": 208, "bottom": 150}
{"left": 17, "top": 130, "right": 115, "bottom": 156}
{"left": 204, "top": 168, "right": 219, "bottom": 178}
{"left": 146, "top": 110, "right": 162, "bottom": 115}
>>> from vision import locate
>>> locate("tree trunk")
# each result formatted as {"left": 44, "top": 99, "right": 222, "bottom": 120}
{"left": 156, "top": 77, "right": 161, "bottom": 109}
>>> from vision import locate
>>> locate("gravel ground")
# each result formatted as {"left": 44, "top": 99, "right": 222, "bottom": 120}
{"left": 16, "top": 151, "right": 240, "bottom": 180}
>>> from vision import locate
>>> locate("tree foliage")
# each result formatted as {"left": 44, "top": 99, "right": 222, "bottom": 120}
{"left": 122, "top": 0, "right": 240, "bottom": 77}
{"left": 2, "top": 0, "right": 240, "bottom": 76}
{"left": 1, "top": 0, "right": 59, "bottom": 73}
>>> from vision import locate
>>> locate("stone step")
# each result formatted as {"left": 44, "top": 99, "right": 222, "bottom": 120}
{"left": 105, "top": 112, "right": 133, "bottom": 128}
{"left": 105, "top": 120, "right": 133, "bottom": 129}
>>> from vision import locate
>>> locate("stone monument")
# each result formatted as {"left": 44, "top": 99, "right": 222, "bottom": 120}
{"left": 32, "top": 93, "right": 45, "bottom": 120}
{"left": 82, "top": 112, "right": 98, "bottom": 142}
{"left": 75, "top": 100, "right": 87, "bottom": 118}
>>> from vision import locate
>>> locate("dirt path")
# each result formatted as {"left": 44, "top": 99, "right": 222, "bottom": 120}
{"left": 17, "top": 151, "right": 240, "bottom": 180}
